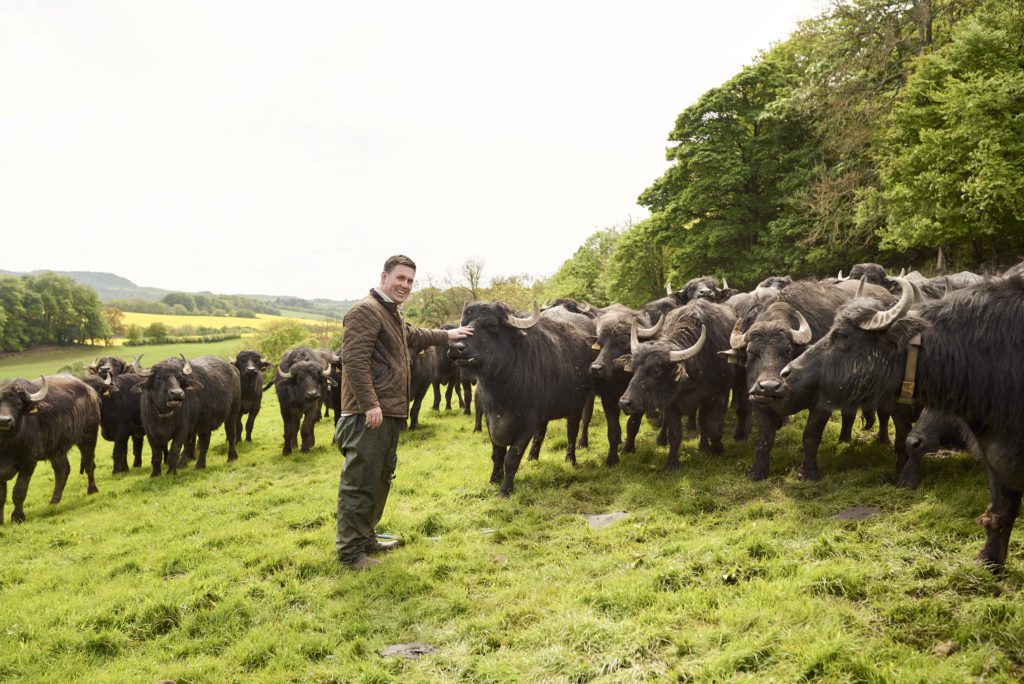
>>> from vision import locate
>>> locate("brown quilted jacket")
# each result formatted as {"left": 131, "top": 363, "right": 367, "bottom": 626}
{"left": 340, "top": 290, "right": 449, "bottom": 418}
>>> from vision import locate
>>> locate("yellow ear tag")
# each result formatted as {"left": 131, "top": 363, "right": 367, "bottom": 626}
{"left": 28, "top": 406, "right": 39, "bottom": 414}
{"left": 591, "top": 342, "right": 601, "bottom": 350}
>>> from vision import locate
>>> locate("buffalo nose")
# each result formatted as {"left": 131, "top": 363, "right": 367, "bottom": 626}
{"left": 780, "top": 365, "right": 792, "bottom": 379}
{"left": 0, "top": 416, "right": 13, "bottom": 427}
{"left": 757, "top": 379, "right": 781, "bottom": 393}
{"left": 590, "top": 362, "right": 605, "bottom": 374}
{"left": 618, "top": 397, "right": 632, "bottom": 412}
{"left": 906, "top": 435, "right": 923, "bottom": 452}
{"left": 169, "top": 388, "right": 185, "bottom": 400}
{"left": 306, "top": 390, "right": 320, "bottom": 399}
{"left": 449, "top": 342, "right": 466, "bottom": 355}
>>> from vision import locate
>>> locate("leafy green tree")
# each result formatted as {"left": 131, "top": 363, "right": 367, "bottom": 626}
{"left": 145, "top": 322, "right": 170, "bottom": 344}
{"left": 254, "top": 321, "right": 314, "bottom": 362}
{"left": 540, "top": 228, "right": 620, "bottom": 305}
{"left": 0, "top": 275, "right": 31, "bottom": 351}
{"left": 162, "top": 292, "right": 197, "bottom": 312}
{"left": 605, "top": 217, "right": 677, "bottom": 308}
{"left": 875, "top": 0, "right": 1024, "bottom": 268}
{"left": 126, "top": 324, "right": 143, "bottom": 346}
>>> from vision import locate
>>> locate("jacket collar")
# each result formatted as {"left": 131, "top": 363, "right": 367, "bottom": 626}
{"left": 369, "top": 288, "right": 403, "bottom": 323}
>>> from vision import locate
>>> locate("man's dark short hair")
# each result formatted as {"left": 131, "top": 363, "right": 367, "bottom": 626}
{"left": 383, "top": 255, "right": 417, "bottom": 274}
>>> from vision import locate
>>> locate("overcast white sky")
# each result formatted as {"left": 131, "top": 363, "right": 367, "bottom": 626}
{"left": 1, "top": 0, "right": 825, "bottom": 301}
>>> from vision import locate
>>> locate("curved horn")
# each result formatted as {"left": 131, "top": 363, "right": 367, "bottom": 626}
{"left": 229, "top": 354, "right": 237, "bottom": 364}
{"left": 630, "top": 319, "right": 641, "bottom": 356}
{"left": 276, "top": 366, "right": 293, "bottom": 381}
{"left": 898, "top": 267, "right": 906, "bottom": 277}
{"left": 179, "top": 353, "right": 192, "bottom": 375}
{"left": 133, "top": 354, "right": 152, "bottom": 377}
{"left": 837, "top": 270, "right": 844, "bottom": 280}
{"left": 636, "top": 316, "right": 664, "bottom": 340}
{"left": 721, "top": 277, "right": 729, "bottom": 290}
{"left": 331, "top": 353, "right": 341, "bottom": 363}
{"left": 506, "top": 301, "right": 541, "bottom": 330}
{"left": 102, "top": 372, "right": 113, "bottom": 387}
{"left": 89, "top": 357, "right": 100, "bottom": 371}
{"left": 27, "top": 375, "right": 49, "bottom": 403}
{"left": 665, "top": 281, "right": 673, "bottom": 296}
{"left": 911, "top": 282, "right": 924, "bottom": 306}
{"left": 321, "top": 363, "right": 333, "bottom": 378}
{"left": 729, "top": 319, "right": 748, "bottom": 349}
{"left": 668, "top": 325, "right": 707, "bottom": 362}
{"left": 858, "top": 278, "right": 914, "bottom": 331}
{"left": 790, "top": 311, "right": 813, "bottom": 345}
{"left": 577, "top": 301, "right": 592, "bottom": 314}
{"left": 943, "top": 276, "right": 952, "bottom": 296}
{"left": 855, "top": 275, "right": 866, "bottom": 298}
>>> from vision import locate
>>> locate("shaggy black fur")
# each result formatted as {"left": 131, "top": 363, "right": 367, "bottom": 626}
{"left": 137, "top": 356, "right": 241, "bottom": 475}
{"left": 619, "top": 300, "right": 746, "bottom": 470}
{"left": 274, "top": 347, "right": 333, "bottom": 455}
{"left": 449, "top": 302, "right": 595, "bottom": 496}
{"left": 408, "top": 345, "right": 439, "bottom": 430}
{"left": 232, "top": 350, "right": 272, "bottom": 442}
{"left": 81, "top": 373, "right": 148, "bottom": 473}
{"left": 0, "top": 375, "right": 100, "bottom": 522}
{"left": 431, "top": 325, "right": 465, "bottom": 412}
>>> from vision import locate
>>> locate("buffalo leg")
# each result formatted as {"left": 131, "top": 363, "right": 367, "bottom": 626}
{"left": 698, "top": 396, "right": 727, "bottom": 455}
{"left": 838, "top": 409, "right": 855, "bottom": 442}
{"left": 112, "top": 436, "right": 130, "bottom": 474}
{"left": 977, "top": 462, "right": 1021, "bottom": 572}
{"left": 450, "top": 382, "right": 462, "bottom": 410}
{"left": 462, "top": 381, "right": 473, "bottom": 416}
{"left": 490, "top": 443, "right": 507, "bottom": 484}
{"left": 167, "top": 437, "right": 186, "bottom": 475}
{"left": 149, "top": 437, "right": 165, "bottom": 477}
{"left": 79, "top": 436, "right": 99, "bottom": 495}
{"left": 300, "top": 409, "right": 316, "bottom": 452}
{"left": 732, "top": 384, "right": 751, "bottom": 442}
{"left": 0, "top": 480, "right": 5, "bottom": 523}
{"left": 194, "top": 431, "right": 212, "bottom": 469}
{"left": 622, "top": 414, "right": 641, "bottom": 454}
{"left": 245, "top": 408, "right": 258, "bottom": 443}
{"left": 409, "top": 388, "right": 427, "bottom": 429}
{"left": 500, "top": 436, "right": 533, "bottom": 497}
{"left": 664, "top": 405, "right": 685, "bottom": 471}
{"left": 797, "top": 409, "right": 831, "bottom": 481}
{"left": 10, "top": 462, "right": 38, "bottom": 523}
{"left": 431, "top": 381, "right": 442, "bottom": 411}
{"left": 600, "top": 392, "right": 622, "bottom": 466}
{"left": 894, "top": 407, "right": 918, "bottom": 488}
{"left": 750, "top": 408, "right": 784, "bottom": 481}
{"left": 527, "top": 423, "right": 548, "bottom": 461}
{"left": 131, "top": 433, "right": 143, "bottom": 468}
{"left": 577, "top": 394, "right": 594, "bottom": 450}
{"left": 282, "top": 412, "right": 297, "bottom": 456}
{"left": 686, "top": 411, "right": 698, "bottom": 432}
{"left": 49, "top": 453, "right": 71, "bottom": 504}
{"left": 565, "top": 411, "right": 582, "bottom": 465}
{"left": 876, "top": 411, "right": 891, "bottom": 444}
{"left": 473, "top": 391, "right": 483, "bottom": 433}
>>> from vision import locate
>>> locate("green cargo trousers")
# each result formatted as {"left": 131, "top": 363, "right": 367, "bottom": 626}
{"left": 334, "top": 414, "right": 403, "bottom": 564}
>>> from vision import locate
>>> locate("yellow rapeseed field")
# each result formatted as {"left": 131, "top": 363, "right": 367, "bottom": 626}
{"left": 120, "top": 311, "right": 328, "bottom": 331}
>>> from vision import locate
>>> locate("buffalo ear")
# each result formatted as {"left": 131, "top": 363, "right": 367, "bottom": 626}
{"left": 132, "top": 383, "right": 146, "bottom": 394}
{"left": 28, "top": 401, "right": 51, "bottom": 414}
{"left": 672, "top": 364, "right": 687, "bottom": 383}
{"left": 106, "top": 383, "right": 120, "bottom": 394}
{"left": 613, "top": 355, "right": 632, "bottom": 373}
{"left": 184, "top": 380, "right": 204, "bottom": 391}
{"left": 259, "top": 361, "right": 272, "bottom": 370}
{"left": 888, "top": 317, "right": 927, "bottom": 350}
{"left": 718, "top": 349, "right": 745, "bottom": 366}
{"left": 325, "top": 378, "right": 338, "bottom": 388}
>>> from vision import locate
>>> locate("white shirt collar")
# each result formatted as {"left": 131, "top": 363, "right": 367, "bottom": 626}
{"left": 373, "top": 287, "right": 395, "bottom": 303}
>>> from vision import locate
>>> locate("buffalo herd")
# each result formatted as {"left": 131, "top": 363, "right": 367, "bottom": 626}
{"left": 1, "top": 261, "right": 1022, "bottom": 571}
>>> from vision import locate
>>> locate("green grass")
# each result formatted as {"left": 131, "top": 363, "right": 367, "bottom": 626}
{"left": 0, "top": 339, "right": 248, "bottom": 380}
{"left": 0, "top": 392, "right": 1021, "bottom": 683}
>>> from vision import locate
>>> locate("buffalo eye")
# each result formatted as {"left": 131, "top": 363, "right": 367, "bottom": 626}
{"left": 648, "top": 366, "right": 663, "bottom": 378}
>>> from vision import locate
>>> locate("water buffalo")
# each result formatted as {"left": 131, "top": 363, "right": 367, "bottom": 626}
{"left": 87, "top": 356, "right": 135, "bottom": 380}
{"left": 273, "top": 347, "right": 335, "bottom": 454}
{"left": 409, "top": 344, "right": 439, "bottom": 429}
{"left": 780, "top": 276, "right": 1024, "bottom": 570}
{"left": 906, "top": 408, "right": 984, "bottom": 474}
{"left": 0, "top": 375, "right": 100, "bottom": 522}
{"left": 724, "top": 279, "right": 896, "bottom": 480}
{"left": 134, "top": 355, "right": 241, "bottom": 475}
{"left": 232, "top": 350, "right": 273, "bottom": 442}
{"left": 81, "top": 372, "right": 148, "bottom": 473}
{"left": 619, "top": 299, "right": 747, "bottom": 470}
{"left": 432, "top": 325, "right": 465, "bottom": 412}
{"left": 448, "top": 301, "right": 594, "bottom": 496}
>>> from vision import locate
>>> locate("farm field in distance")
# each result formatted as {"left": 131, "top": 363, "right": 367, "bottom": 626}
{"left": 0, "top": 381, "right": 1020, "bottom": 682}
{"left": 119, "top": 310, "right": 334, "bottom": 331}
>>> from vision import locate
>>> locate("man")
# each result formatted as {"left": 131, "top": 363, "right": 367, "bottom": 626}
{"left": 335, "top": 254, "right": 473, "bottom": 570}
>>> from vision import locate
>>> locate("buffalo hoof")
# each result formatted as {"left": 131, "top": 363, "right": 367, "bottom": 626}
{"left": 606, "top": 454, "right": 619, "bottom": 467}
{"left": 527, "top": 453, "right": 539, "bottom": 462}
{"left": 11, "top": 510, "right": 25, "bottom": 524}
{"left": 733, "top": 429, "right": 750, "bottom": 442}
{"left": 664, "top": 461, "right": 681, "bottom": 472}
{"left": 796, "top": 468, "right": 821, "bottom": 482}
{"left": 490, "top": 473, "right": 503, "bottom": 485}
{"left": 622, "top": 442, "right": 636, "bottom": 454}
{"left": 577, "top": 438, "right": 589, "bottom": 449}
{"left": 245, "top": 436, "right": 252, "bottom": 443}
{"left": 896, "top": 472, "right": 920, "bottom": 489}
{"left": 498, "top": 487, "right": 513, "bottom": 498}
{"left": 747, "top": 466, "right": 769, "bottom": 481}
{"left": 194, "top": 462, "right": 206, "bottom": 470}
{"left": 976, "top": 547, "right": 1007, "bottom": 574}
{"left": 150, "top": 470, "right": 161, "bottom": 478}
{"left": 49, "top": 495, "right": 62, "bottom": 505}
{"left": 656, "top": 435, "right": 668, "bottom": 447}
{"left": 87, "top": 484, "right": 99, "bottom": 495}
{"left": 227, "top": 453, "right": 238, "bottom": 461}
{"left": 565, "top": 454, "right": 577, "bottom": 465}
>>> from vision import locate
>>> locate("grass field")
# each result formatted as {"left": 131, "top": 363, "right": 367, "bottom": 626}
{"left": 0, "top": 387, "right": 1020, "bottom": 683}
{"left": 0, "top": 339, "right": 248, "bottom": 381}
{"left": 120, "top": 311, "right": 333, "bottom": 331}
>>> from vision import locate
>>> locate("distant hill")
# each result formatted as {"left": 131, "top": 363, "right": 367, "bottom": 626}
{"left": 0, "top": 269, "right": 356, "bottom": 318}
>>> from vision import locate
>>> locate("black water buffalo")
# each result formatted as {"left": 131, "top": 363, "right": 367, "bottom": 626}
{"left": 0, "top": 375, "right": 100, "bottom": 522}
{"left": 81, "top": 372, "right": 148, "bottom": 473}
{"left": 432, "top": 325, "right": 465, "bottom": 412}
{"left": 231, "top": 350, "right": 272, "bottom": 442}
{"left": 273, "top": 347, "right": 335, "bottom": 454}
{"left": 848, "top": 262, "right": 892, "bottom": 287}
{"left": 449, "top": 301, "right": 594, "bottom": 496}
{"left": 409, "top": 344, "right": 439, "bottom": 430}
{"left": 1003, "top": 260, "right": 1024, "bottom": 278}
{"left": 724, "top": 279, "right": 897, "bottom": 480}
{"left": 619, "top": 299, "right": 747, "bottom": 470}
{"left": 134, "top": 355, "right": 241, "bottom": 475}
{"left": 88, "top": 356, "right": 135, "bottom": 380}
{"left": 906, "top": 408, "right": 984, "bottom": 469}
{"left": 780, "top": 276, "right": 1024, "bottom": 570}
{"left": 588, "top": 307, "right": 650, "bottom": 465}
{"left": 756, "top": 275, "right": 793, "bottom": 290}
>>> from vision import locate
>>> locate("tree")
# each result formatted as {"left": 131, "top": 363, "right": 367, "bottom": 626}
{"left": 162, "top": 292, "right": 197, "bottom": 312}
{"left": 104, "top": 307, "right": 126, "bottom": 336}
{"left": 605, "top": 218, "right": 677, "bottom": 308}
{"left": 461, "top": 258, "right": 485, "bottom": 300}
{"left": 540, "top": 227, "right": 621, "bottom": 305}
{"left": 126, "top": 324, "right": 143, "bottom": 346}
{"left": 145, "top": 322, "right": 170, "bottom": 344}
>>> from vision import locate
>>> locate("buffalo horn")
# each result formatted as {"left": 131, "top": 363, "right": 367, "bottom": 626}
{"left": 790, "top": 311, "right": 813, "bottom": 345}
{"left": 89, "top": 357, "right": 99, "bottom": 372}
{"left": 630, "top": 319, "right": 641, "bottom": 356}
{"left": 668, "top": 326, "right": 707, "bottom": 362}
{"left": 331, "top": 353, "right": 340, "bottom": 363}
{"left": 944, "top": 276, "right": 952, "bottom": 296}
{"left": 837, "top": 270, "right": 844, "bottom": 280}
{"left": 665, "top": 281, "right": 673, "bottom": 296}
{"left": 578, "top": 301, "right": 592, "bottom": 314}
{"left": 180, "top": 353, "right": 193, "bottom": 375}
{"left": 636, "top": 316, "right": 664, "bottom": 340}
{"left": 276, "top": 366, "right": 293, "bottom": 380}
{"left": 102, "top": 372, "right": 112, "bottom": 387}
{"left": 858, "top": 278, "right": 914, "bottom": 331}
{"left": 321, "top": 363, "right": 332, "bottom": 378}
{"left": 506, "top": 301, "right": 541, "bottom": 329}
{"left": 133, "top": 355, "right": 152, "bottom": 377}
{"left": 27, "top": 375, "right": 49, "bottom": 402}
{"left": 721, "top": 277, "right": 729, "bottom": 290}
{"left": 899, "top": 267, "right": 906, "bottom": 277}
{"left": 855, "top": 275, "right": 866, "bottom": 298}
{"left": 729, "top": 319, "right": 747, "bottom": 349}
{"left": 911, "top": 282, "right": 924, "bottom": 306}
